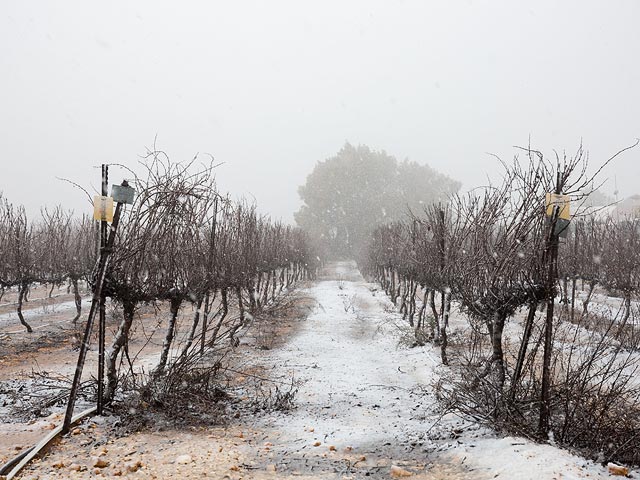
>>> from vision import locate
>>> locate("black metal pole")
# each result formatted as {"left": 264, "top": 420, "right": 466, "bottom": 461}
{"left": 97, "top": 165, "right": 108, "bottom": 415}
{"left": 539, "top": 173, "right": 562, "bottom": 436}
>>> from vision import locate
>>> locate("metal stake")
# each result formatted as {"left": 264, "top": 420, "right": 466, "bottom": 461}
{"left": 97, "top": 164, "right": 108, "bottom": 415}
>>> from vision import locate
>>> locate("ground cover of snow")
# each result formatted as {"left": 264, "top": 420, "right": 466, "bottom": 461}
{"left": 0, "top": 298, "right": 90, "bottom": 331}
{"left": 241, "top": 261, "right": 621, "bottom": 479}
{"left": 5, "top": 261, "right": 629, "bottom": 479}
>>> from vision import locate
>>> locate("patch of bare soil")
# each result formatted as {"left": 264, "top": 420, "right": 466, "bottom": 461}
{"left": 11, "top": 422, "right": 478, "bottom": 480}
{"left": 0, "top": 300, "right": 161, "bottom": 381}
{"left": 0, "top": 285, "right": 82, "bottom": 363}
{"left": 0, "top": 295, "right": 211, "bottom": 469}
{"left": 1, "top": 286, "right": 315, "bottom": 479}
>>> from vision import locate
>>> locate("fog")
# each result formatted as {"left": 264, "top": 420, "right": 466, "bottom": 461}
{"left": 1, "top": 1, "right": 638, "bottom": 222}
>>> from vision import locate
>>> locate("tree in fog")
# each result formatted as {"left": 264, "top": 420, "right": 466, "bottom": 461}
{"left": 295, "top": 142, "right": 460, "bottom": 258}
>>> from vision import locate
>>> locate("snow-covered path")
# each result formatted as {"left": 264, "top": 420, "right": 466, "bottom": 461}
{"left": 244, "top": 261, "right": 614, "bottom": 479}
{"left": 248, "top": 261, "right": 454, "bottom": 478}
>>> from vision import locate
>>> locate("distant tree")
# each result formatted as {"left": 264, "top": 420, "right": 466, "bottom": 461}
{"left": 295, "top": 143, "right": 460, "bottom": 258}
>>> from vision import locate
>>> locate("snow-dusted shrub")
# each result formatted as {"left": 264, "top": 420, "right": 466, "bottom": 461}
{"left": 439, "top": 307, "right": 640, "bottom": 466}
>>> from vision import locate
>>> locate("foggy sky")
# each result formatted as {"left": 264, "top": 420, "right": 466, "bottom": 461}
{"left": 1, "top": 1, "right": 639, "bottom": 223}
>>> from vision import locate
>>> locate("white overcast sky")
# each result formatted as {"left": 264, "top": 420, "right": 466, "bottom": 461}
{"left": 1, "top": 1, "right": 639, "bottom": 222}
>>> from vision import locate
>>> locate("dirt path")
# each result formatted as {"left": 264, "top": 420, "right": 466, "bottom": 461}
{"left": 9, "top": 262, "right": 615, "bottom": 479}
{"left": 232, "top": 262, "right": 613, "bottom": 480}
{"left": 232, "top": 261, "right": 477, "bottom": 479}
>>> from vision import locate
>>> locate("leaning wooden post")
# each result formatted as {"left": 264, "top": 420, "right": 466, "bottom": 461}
{"left": 62, "top": 180, "right": 131, "bottom": 433}
{"left": 538, "top": 176, "right": 570, "bottom": 435}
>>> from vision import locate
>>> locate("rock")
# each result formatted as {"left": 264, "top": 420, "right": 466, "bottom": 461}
{"left": 313, "top": 441, "right": 321, "bottom": 447}
{"left": 126, "top": 460, "right": 143, "bottom": 472}
{"left": 607, "top": 463, "right": 629, "bottom": 476}
{"left": 94, "top": 447, "right": 108, "bottom": 457}
{"left": 92, "top": 457, "right": 109, "bottom": 468}
{"left": 266, "top": 464, "right": 277, "bottom": 472}
{"left": 68, "top": 464, "right": 85, "bottom": 472}
{"left": 51, "top": 460, "right": 65, "bottom": 469}
{"left": 71, "top": 427, "right": 82, "bottom": 435}
{"left": 390, "top": 465, "right": 413, "bottom": 477}
{"left": 175, "top": 454, "right": 193, "bottom": 465}
{"left": 328, "top": 445, "right": 337, "bottom": 451}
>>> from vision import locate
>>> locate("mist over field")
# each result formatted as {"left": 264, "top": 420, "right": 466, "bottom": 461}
{"left": 2, "top": 3, "right": 640, "bottom": 479}
{"left": 1, "top": 1, "right": 639, "bottom": 221}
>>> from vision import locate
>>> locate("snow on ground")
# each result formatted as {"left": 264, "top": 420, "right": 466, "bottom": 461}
{"left": 5, "top": 261, "right": 627, "bottom": 479}
{"left": 239, "top": 261, "right": 618, "bottom": 479}
{"left": 0, "top": 298, "right": 89, "bottom": 330}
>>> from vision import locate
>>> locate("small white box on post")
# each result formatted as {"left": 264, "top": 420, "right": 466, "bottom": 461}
{"left": 111, "top": 183, "right": 135, "bottom": 205}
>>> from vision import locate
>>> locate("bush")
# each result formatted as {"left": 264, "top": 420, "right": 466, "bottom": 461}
{"left": 437, "top": 308, "right": 640, "bottom": 465}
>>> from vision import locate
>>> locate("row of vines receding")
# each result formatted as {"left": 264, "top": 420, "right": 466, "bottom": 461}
{"left": 364, "top": 145, "right": 640, "bottom": 466}
{"left": 0, "top": 153, "right": 319, "bottom": 422}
